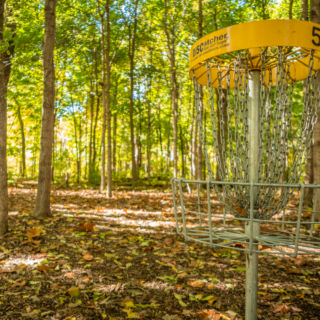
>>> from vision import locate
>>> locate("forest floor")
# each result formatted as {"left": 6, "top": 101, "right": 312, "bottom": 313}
{"left": 0, "top": 181, "right": 320, "bottom": 320}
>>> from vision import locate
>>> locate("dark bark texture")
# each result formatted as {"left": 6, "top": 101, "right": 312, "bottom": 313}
{"left": 0, "top": 0, "right": 7, "bottom": 235}
{"left": 0, "top": 0, "right": 15, "bottom": 234}
{"left": 32, "top": 0, "right": 56, "bottom": 219}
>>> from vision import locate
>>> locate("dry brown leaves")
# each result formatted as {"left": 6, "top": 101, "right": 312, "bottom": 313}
{"left": 38, "top": 264, "right": 49, "bottom": 273}
{"left": 82, "top": 252, "right": 93, "bottom": 261}
{"left": 164, "top": 237, "right": 175, "bottom": 245}
{"left": 286, "top": 267, "right": 300, "bottom": 274}
{"left": 25, "top": 227, "right": 41, "bottom": 241}
{"left": 295, "top": 257, "right": 308, "bottom": 266}
{"left": 0, "top": 265, "right": 25, "bottom": 273}
{"left": 11, "top": 280, "right": 26, "bottom": 288}
{"left": 79, "top": 222, "right": 95, "bottom": 232}
{"left": 198, "top": 310, "right": 221, "bottom": 320}
{"left": 65, "top": 272, "right": 75, "bottom": 279}
{"left": 274, "top": 304, "right": 289, "bottom": 314}
{"left": 187, "top": 280, "right": 205, "bottom": 288}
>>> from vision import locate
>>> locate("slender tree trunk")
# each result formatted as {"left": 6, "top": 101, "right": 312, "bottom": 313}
{"left": 158, "top": 101, "right": 163, "bottom": 171}
{"left": 89, "top": 73, "right": 94, "bottom": 181}
{"left": 126, "top": 0, "right": 139, "bottom": 186}
{"left": 32, "top": 0, "right": 56, "bottom": 219}
{"left": 147, "top": 99, "right": 151, "bottom": 178}
{"left": 164, "top": 0, "right": 178, "bottom": 177}
{"left": 93, "top": 97, "right": 100, "bottom": 167}
{"left": 289, "top": 0, "right": 294, "bottom": 19}
{"left": 113, "top": 114, "right": 117, "bottom": 173}
{"left": 93, "top": 45, "right": 100, "bottom": 174}
{"left": 14, "top": 98, "right": 26, "bottom": 178}
{"left": 0, "top": 0, "right": 7, "bottom": 235}
{"left": 79, "top": 115, "right": 82, "bottom": 181}
{"left": 180, "top": 123, "right": 185, "bottom": 176}
{"left": 112, "top": 78, "right": 118, "bottom": 175}
{"left": 302, "top": 0, "right": 309, "bottom": 19}
{"left": 197, "top": 0, "right": 203, "bottom": 181}
{"left": 167, "top": 117, "right": 171, "bottom": 171}
{"left": 138, "top": 103, "right": 142, "bottom": 171}
{"left": 105, "top": 0, "right": 112, "bottom": 197}
{"left": 98, "top": 1, "right": 106, "bottom": 193}
{"left": 129, "top": 54, "right": 137, "bottom": 185}
{"left": 52, "top": 113, "right": 56, "bottom": 182}
{"left": 311, "top": 0, "right": 320, "bottom": 220}
{"left": 192, "top": 115, "right": 198, "bottom": 180}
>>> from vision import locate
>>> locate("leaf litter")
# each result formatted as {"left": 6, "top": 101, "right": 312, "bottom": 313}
{"left": 0, "top": 183, "right": 319, "bottom": 319}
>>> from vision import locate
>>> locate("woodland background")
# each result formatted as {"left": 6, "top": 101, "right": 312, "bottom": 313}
{"left": 2, "top": 0, "right": 304, "bottom": 183}
{"left": 0, "top": 0, "right": 318, "bottom": 226}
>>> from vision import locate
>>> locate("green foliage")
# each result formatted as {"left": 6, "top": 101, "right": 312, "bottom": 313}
{"left": 5, "top": 0, "right": 308, "bottom": 185}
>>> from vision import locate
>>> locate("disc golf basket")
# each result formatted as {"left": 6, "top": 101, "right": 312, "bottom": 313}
{"left": 171, "top": 20, "right": 320, "bottom": 319}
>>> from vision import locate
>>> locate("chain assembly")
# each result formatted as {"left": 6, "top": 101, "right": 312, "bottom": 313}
{"left": 194, "top": 48, "right": 320, "bottom": 219}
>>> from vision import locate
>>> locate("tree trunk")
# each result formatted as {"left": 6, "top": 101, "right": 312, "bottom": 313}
{"left": 32, "top": 0, "right": 56, "bottom": 219}
{"left": 14, "top": 98, "right": 26, "bottom": 178}
{"left": 79, "top": 114, "right": 82, "bottom": 181}
{"left": 98, "top": 0, "right": 106, "bottom": 193}
{"left": 113, "top": 114, "right": 117, "bottom": 173}
{"left": 180, "top": 123, "right": 185, "bottom": 176}
{"left": 93, "top": 97, "right": 100, "bottom": 170}
{"left": 167, "top": 117, "right": 171, "bottom": 171}
{"left": 105, "top": 0, "right": 112, "bottom": 198}
{"left": 89, "top": 71, "right": 94, "bottom": 181}
{"left": 158, "top": 101, "right": 163, "bottom": 171}
{"left": 0, "top": 0, "right": 7, "bottom": 235}
{"left": 129, "top": 54, "right": 137, "bottom": 185}
{"left": 126, "top": 0, "right": 139, "bottom": 186}
{"left": 52, "top": 113, "right": 56, "bottom": 183}
{"left": 112, "top": 80, "right": 118, "bottom": 175}
{"left": 302, "top": 0, "right": 309, "bottom": 20}
{"left": 91, "top": 38, "right": 100, "bottom": 178}
{"left": 192, "top": 114, "right": 198, "bottom": 180}
{"left": 164, "top": 0, "right": 178, "bottom": 177}
{"left": 311, "top": 0, "right": 320, "bottom": 220}
{"left": 197, "top": 0, "right": 203, "bottom": 182}
{"left": 147, "top": 99, "right": 151, "bottom": 178}
{"left": 289, "top": 0, "right": 294, "bottom": 19}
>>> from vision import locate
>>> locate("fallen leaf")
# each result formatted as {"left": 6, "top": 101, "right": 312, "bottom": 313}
{"left": 38, "top": 264, "right": 49, "bottom": 273}
{"left": 295, "top": 257, "right": 308, "bottom": 266}
{"left": 79, "top": 222, "right": 95, "bottom": 232}
{"left": 51, "top": 284, "right": 61, "bottom": 290}
{"left": 197, "top": 310, "right": 221, "bottom": 320}
{"left": 292, "top": 306, "right": 302, "bottom": 312}
{"left": 66, "top": 272, "right": 75, "bottom": 279}
{"left": 286, "top": 267, "right": 300, "bottom": 275}
{"left": 26, "top": 227, "right": 41, "bottom": 241}
{"left": 82, "top": 252, "right": 93, "bottom": 261}
{"left": 274, "top": 304, "right": 289, "bottom": 314}
{"left": 187, "top": 280, "right": 205, "bottom": 288}
{"left": 164, "top": 238, "right": 175, "bottom": 245}
{"left": 68, "top": 286, "right": 80, "bottom": 297}
{"left": 11, "top": 280, "right": 26, "bottom": 288}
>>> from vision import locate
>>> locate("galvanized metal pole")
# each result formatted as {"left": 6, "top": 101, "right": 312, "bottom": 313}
{"left": 245, "top": 70, "right": 260, "bottom": 320}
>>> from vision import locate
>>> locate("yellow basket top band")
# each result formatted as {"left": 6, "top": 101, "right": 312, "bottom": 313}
{"left": 189, "top": 20, "right": 320, "bottom": 88}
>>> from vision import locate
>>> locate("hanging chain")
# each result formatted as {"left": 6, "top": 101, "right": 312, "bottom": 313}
{"left": 197, "top": 48, "right": 320, "bottom": 220}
